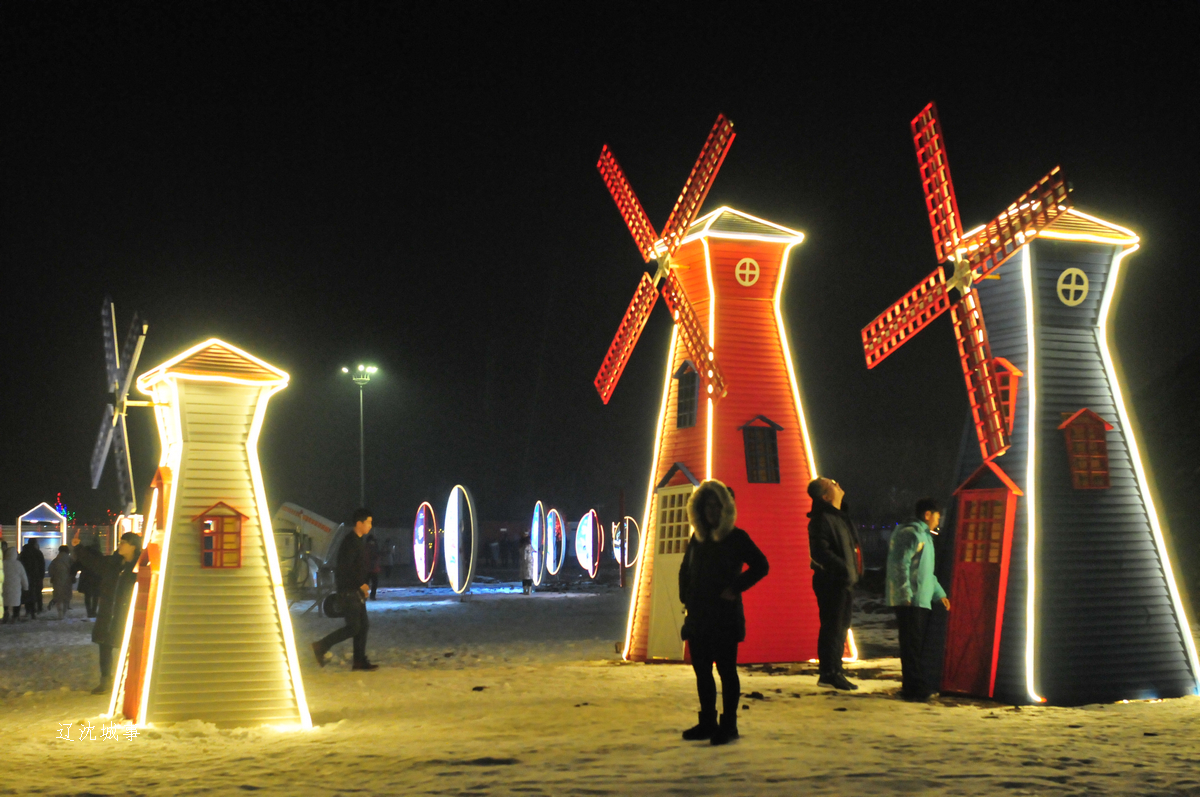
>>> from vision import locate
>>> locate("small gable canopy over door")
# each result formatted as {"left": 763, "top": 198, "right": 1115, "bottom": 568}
{"left": 943, "top": 461, "right": 1022, "bottom": 698}
{"left": 1058, "top": 409, "right": 1114, "bottom": 490}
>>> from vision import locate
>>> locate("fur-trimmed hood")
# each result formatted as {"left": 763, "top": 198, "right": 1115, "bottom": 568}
{"left": 687, "top": 479, "right": 737, "bottom": 543}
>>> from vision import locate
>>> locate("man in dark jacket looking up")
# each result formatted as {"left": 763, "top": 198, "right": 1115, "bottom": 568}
{"left": 678, "top": 479, "right": 769, "bottom": 746}
{"left": 312, "top": 508, "right": 378, "bottom": 671}
{"left": 807, "top": 477, "right": 862, "bottom": 691}
{"left": 71, "top": 528, "right": 142, "bottom": 694}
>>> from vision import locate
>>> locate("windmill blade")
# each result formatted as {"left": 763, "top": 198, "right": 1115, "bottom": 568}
{"left": 594, "top": 273, "right": 660, "bottom": 404}
{"left": 660, "top": 114, "right": 736, "bottom": 257}
{"left": 116, "top": 314, "right": 149, "bottom": 403}
{"left": 911, "top": 103, "right": 964, "bottom": 264}
{"left": 110, "top": 412, "right": 137, "bottom": 513}
{"left": 661, "top": 271, "right": 726, "bottom": 399}
{"left": 960, "top": 166, "right": 1072, "bottom": 279}
{"left": 597, "top": 146, "right": 660, "bottom": 263}
{"left": 952, "top": 292, "right": 1010, "bottom": 461}
{"left": 102, "top": 296, "right": 121, "bottom": 392}
{"left": 861, "top": 266, "right": 952, "bottom": 369}
{"left": 90, "top": 404, "right": 117, "bottom": 489}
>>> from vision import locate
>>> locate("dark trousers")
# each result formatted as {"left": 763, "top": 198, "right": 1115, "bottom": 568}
{"left": 99, "top": 643, "right": 114, "bottom": 682}
{"left": 319, "top": 594, "right": 369, "bottom": 662}
{"left": 813, "top": 574, "right": 853, "bottom": 676}
{"left": 894, "top": 606, "right": 932, "bottom": 697}
{"left": 367, "top": 573, "right": 379, "bottom": 599}
{"left": 690, "top": 636, "right": 740, "bottom": 718}
{"left": 85, "top": 592, "right": 100, "bottom": 618}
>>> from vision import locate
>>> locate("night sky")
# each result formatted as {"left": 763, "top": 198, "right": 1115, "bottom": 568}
{"left": 3, "top": 4, "right": 1197, "bottom": 529}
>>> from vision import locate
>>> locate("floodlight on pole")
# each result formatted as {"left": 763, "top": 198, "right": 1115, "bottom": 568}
{"left": 341, "top": 364, "right": 377, "bottom": 507}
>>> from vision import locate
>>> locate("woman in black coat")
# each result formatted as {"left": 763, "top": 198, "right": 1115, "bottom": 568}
{"left": 18, "top": 542, "right": 45, "bottom": 619}
{"left": 72, "top": 530, "right": 142, "bottom": 694}
{"left": 678, "top": 479, "right": 768, "bottom": 745}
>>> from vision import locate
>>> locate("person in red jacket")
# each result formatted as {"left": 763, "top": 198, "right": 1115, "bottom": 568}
{"left": 678, "top": 479, "right": 769, "bottom": 746}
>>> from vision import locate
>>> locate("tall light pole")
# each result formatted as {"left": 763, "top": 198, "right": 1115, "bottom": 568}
{"left": 341, "top": 364, "right": 377, "bottom": 507}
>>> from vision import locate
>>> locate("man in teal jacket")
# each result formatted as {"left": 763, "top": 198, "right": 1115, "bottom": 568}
{"left": 886, "top": 498, "right": 951, "bottom": 701}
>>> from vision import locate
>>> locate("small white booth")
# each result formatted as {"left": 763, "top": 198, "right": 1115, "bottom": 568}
{"left": 17, "top": 503, "right": 68, "bottom": 562}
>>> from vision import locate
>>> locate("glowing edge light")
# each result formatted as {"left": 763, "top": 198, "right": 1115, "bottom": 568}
{"left": 622, "top": 324, "right": 679, "bottom": 661}
{"left": 414, "top": 502, "right": 438, "bottom": 584}
{"left": 1097, "top": 243, "right": 1200, "bottom": 690}
{"left": 531, "top": 501, "right": 546, "bottom": 587}
{"left": 444, "top": 485, "right": 478, "bottom": 595}
{"left": 545, "top": 508, "right": 566, "bottom": 576}
{"left": 105, "top": 582, "right": 139, "bottom": 718}
{"left": 1019, "top": 244, "right": 1045, "bottom": 704}
{"left": 772, "top": 242, "right": 818, "bottom": 481}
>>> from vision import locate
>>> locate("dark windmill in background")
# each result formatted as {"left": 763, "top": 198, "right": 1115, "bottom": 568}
{"left": 90, "top": 296, "right": 149, "bottom": 514}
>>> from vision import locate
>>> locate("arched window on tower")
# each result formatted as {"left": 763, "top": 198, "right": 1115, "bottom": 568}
{"left": 673, "top": 360, "right": 699, "bottom": 429}
{"left": 739, "top": 415, "right": 783, "bottom": 483}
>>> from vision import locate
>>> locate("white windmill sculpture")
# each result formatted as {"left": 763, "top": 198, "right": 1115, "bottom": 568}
{"left": 90, "top": 296, "right": 150, "bottom": 514}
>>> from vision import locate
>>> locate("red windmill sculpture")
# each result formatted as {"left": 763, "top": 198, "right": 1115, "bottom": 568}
{"left": 593, "top": 114, "right": 735, "bottom": 405}
{"left": 861, "top": 103, "right": 1071, "bottom": 462}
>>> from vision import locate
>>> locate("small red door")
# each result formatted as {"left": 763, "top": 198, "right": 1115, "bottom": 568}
{"left": 942, "top": 487, "right": 1016, "bottom": 697}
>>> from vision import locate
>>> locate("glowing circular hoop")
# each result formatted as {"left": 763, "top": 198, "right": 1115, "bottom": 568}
{"left": 530, "top": 501, "right": 547, "bottom": 587}
{"left": 545, "top": 508, "right": 566, "bottom": 575}
{"left": 575, "top": 509, "right": 604, "bottom": 579}
{"left": 413, "top": 502, "right": 439, "bottom": 584}
{"left": 442, "top": 485, "right": 478, "bottom": 594}
{"left": 612, "top": 515, "right": 643, "bottom": 567}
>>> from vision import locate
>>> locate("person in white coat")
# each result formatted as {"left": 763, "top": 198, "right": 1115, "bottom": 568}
{"left": 519, "top": 532, "right": 534, "bottom": 595}
{"left": 3, "top": 547, "right": 30, "bottom": 623}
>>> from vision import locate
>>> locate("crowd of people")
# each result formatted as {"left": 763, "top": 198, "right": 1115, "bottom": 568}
{"left": 0, "top": 537, "right": 105, "bottom": 624}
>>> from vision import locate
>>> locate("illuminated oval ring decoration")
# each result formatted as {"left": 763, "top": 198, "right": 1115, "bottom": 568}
{"left": 442, "top": 484, "right": 478, "bottom": 594}
{"left": 545, "top": 508, "right": 566, "bottom": 576}
{"left": 575, "top": 509, "right": 604, "bottom": 579}
{"left": 612, "top": 515, "right": 643, "bottom": 567}
{"left": 530, "top": 501, "right": 548, "bottom": 587}
{"left": 413, "top": 501, "right": 439, "bottom": 584}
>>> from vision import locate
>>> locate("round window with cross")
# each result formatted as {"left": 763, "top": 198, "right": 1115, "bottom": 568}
{"left": 735, "top": 257, "right": 760, "bottom": 287}
{"left": 1056, "top": 268, "right": 1089, "bottom": 307}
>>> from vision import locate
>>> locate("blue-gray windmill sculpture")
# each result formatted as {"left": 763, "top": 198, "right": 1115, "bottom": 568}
{"left": 90, "top": 296, "right": 148, "bottom": 514}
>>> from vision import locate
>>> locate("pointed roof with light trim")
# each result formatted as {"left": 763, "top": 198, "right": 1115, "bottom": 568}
{"left": 677, "top": 206, "right": 805, "bottom": 245}
{"left": 137, "top": 339, "right": 289, "bottom": 390}
{"left": 1038, "top": 208, "right": 1138, "bottom": 246}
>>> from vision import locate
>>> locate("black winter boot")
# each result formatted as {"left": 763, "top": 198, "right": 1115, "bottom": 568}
{"left": 681, "top": 710, "right": 718, "bottom": 741}
{"left": 710, "top": 713, "right": 739, "bottom": 745}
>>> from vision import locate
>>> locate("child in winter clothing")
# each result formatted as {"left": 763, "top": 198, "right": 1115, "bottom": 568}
{"left": 3, "top": 547, "right": 30, "bottom": 623}
{"left": 885, "top": 498, "right": 951, "bottom": 701}
{"left": 519, "top": 533, "right": 534, "bottom": 594}
{"left": 678, "top": 480, "right": 769, "bottom": 745}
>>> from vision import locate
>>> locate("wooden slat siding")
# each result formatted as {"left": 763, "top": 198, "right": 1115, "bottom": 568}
{"left": 146, "top": 380, "right": 300, "bottom": 726}
{"left": 949, "top": 248, "right": 1032, "bottom": 703}
{"left": 629, "top": 241, "right": 710, "bottom": 661}
{"left": 1030, "top": 239, "right": 1193, "bottom": 704}
{"left": 708, "top": 238, "right": 818, "bottom": 663}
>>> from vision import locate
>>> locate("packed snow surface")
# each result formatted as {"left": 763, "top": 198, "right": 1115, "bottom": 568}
{"left": 2, "top": 584, "right": 1200, "bottom": 795}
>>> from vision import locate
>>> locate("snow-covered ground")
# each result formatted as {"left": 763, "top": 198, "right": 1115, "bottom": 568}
{"left": 3, "top": 584, "right": 1200, "bottom": 796}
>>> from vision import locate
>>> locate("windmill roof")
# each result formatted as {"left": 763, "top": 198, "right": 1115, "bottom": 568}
{"left": 676, "top": 207, "right": 805, "bottom": 245}
{"left": 1040, "top": 208, "right": 1139, "bottom": 245}
{"left": 137, "top": 339, "right": 289, "bottom": 389}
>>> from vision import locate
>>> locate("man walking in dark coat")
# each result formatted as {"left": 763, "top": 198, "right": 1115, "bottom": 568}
{"left": 807, "top": 477, "right": 862, "bottom": 691}
{"left": 77, "top": 540, "right": 102, "bottom": 618}
{"left": 71, "top": 529, "right": 142, "bottom": 694}
{"left": 678, "top": 479, "right": 769, "bottom": 746}
{"left": 312, "top": 508, "right": 378, "bottom": 671}
{"left": 19, "top": 542, "right": 46, "bottom": 619}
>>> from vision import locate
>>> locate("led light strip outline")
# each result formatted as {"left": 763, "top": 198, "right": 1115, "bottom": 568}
{"left": 530, "top": 501, "right": 547, "bottom": 587}
{"left": 612, "top": 516, "right": 642, "bottom": 566}
{"left": 442, "top": 484, "right": 478, "bottom": 595}
{"left": 135, "top": 338, "right": 311, "bottom": 729}
{"left": 1096, "top": 243, "right": 1200, "bottom": 691}
{"left": 576, "top": 509, "right": 604, "bottom": 578}
{"left": 413, "top": 502, "right": 438, "bottom": 584}
{"left": 545, "top": 508, "right": 566, "bottom": 576}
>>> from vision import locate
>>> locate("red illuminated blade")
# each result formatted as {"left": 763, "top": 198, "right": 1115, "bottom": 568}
{"left": 861, "top": 266, "right": 951, "bottom": 369}
{"left": 597, "top": 146, "right": 660, "bottom": 264}
{"left": 594, "top": 272, "right": 660, "bottom": 404}
{"left": 959, "top": 167, "right": 1072, "bottom": 279}
{"left": 912, "top": 103, "right": 964, "bottom": 264}
{"left": 661, "top": 271, "right": 727, "bottom": 399}
{"left": 952, "top": 292, "right": 1010, "bottom": 461}
{"left": 660, "top": 114, "right": 736, "bottom": 257}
